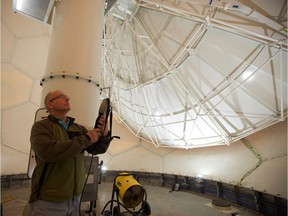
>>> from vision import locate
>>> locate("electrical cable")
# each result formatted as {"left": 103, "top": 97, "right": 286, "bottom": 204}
{"left": 78, "top": 99, "right": 112, "bottom": 215}
{"left": 79, "top": 153, "right": 95, "bottom": 215}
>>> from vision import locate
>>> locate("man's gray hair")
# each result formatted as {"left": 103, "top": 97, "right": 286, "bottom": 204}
{"left": 44, "top": 92, "right": 53, "bottom": 110}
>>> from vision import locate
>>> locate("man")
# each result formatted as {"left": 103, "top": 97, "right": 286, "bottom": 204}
{"left": 22, "top": 90, "right": 112, "bottom": 216}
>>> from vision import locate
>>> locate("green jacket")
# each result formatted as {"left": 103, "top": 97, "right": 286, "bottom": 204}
{"left": 29, "top": 115, "right": 110, "bottom": 203}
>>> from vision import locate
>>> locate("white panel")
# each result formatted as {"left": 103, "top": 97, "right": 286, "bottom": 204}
{"left": 140, "top": 139, "right": 174, "bottom": 156}
{"left": 1, "top": 22, "right": 15, "bottom": 62}
{"left": 1, "top": 147, "right": 29, "bottom": 174}
{"left": 2, "top": 103, "right": 38, "bottom": 175}
{"left": 244, "top": 120, "right": 287, "bottom": 160}
{"left": 1, "top": 67, "right": 33, "bottom": 109}
{"left": 163, "top": 144, "right": 257, "bottom": 183}
{"left": 242, "top": 157, "right": 287, "bottom": 197}
{"left": 107, "top": 146, "right": 163, "bottom": 173}
{"left": 2, "top": 103, "right": 38, "bottom": 152}
{"left": 30, "top": 79, "right": 43, "bottom": 106}
{"left": 201, "top": 28, "right": 258, "bottom": 60}
{"left": 12, "top": 36, "right": 49, "bottom": 78}
{"left": 107, "top": 118, "right": 140, "bottom": 155}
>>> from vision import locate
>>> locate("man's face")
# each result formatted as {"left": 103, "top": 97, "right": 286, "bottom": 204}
{"left": 48, "top": 91, "right": 71, "bottom": 113}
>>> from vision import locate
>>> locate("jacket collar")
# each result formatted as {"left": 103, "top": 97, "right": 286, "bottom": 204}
{"left": 48, "top": 115, "right": 75, "bottom": 127}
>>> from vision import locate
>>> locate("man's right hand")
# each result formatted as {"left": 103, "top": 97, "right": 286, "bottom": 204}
{"left": 96, "top": 115, "right": 109, "bottom": 136}
{"left": 86, "top": 128, "right": 103, "bottom": 143}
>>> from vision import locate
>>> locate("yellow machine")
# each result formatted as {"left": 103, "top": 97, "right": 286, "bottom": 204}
{"left": 101, "top": 173, "right": 151, "bottom": 216}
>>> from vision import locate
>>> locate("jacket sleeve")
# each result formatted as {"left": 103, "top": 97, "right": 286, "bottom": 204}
{"left": 30, "top": 120, "right": 92, "bottom": 162}
{"left": 85, "top": 131, "right": 112, "bottom": 155}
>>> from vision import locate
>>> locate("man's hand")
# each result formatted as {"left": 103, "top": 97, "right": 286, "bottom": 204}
{"left": 86, "top": 128, "right": 103, "bottom": 143}
{"left": 96, "top": 115, "right": 109, "bottom": 136}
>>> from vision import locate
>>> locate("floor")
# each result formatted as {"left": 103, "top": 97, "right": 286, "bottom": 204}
{"left": 1, "top": 181, "right": 260, "bottom": 216}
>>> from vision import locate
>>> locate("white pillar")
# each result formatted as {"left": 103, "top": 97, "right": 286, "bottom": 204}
{"left": 41, "top": 0, "right": 105, "bottom": 127}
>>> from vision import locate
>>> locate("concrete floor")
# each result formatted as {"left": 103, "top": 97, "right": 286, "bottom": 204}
{"left": 1, "top": 182, "right": 260, "bottom": 216}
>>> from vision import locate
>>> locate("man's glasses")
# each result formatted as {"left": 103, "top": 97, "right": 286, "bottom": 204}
{"left": 49, "top": 94, "right": 70, "bottom": 102}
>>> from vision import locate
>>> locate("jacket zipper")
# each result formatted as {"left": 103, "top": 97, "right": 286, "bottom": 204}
{"left": 73, "top": 156, "right": 77, "bottom": 197}
{"left": 63, "top": 121, "right": 77, "bottom": 198}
